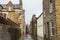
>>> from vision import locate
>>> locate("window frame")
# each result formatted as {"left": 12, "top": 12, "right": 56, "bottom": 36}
{"left": 8, "top": 6, "right": 12, "bottom": 11}
{"left": 43, "top": 10, "right": 46, "bottom": 17}
{"left": 49, "top": 0, "right": 53, "bottom": 14}
{"left": 49, "top": 21, "right": 55, "bottom": 36}
{"left": 18, "top": 13, "right": 23, "bottom": 19}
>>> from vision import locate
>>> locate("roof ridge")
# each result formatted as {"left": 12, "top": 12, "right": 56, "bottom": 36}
{"left": 0, "top": 4, "right": 19, "bottom": 5}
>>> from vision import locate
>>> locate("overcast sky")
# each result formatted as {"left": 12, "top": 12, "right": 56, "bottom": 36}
{"left": 0, "top": 0, "right": 43, "bottom": 24}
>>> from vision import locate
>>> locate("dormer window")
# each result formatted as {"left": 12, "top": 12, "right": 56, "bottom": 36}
{"left": 8, "top": 6, "right": 11, "bottom": 11}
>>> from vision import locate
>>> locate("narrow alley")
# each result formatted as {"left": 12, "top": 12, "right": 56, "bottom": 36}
{"left": 24, "top": 34, "right": 33, "bottom": 40}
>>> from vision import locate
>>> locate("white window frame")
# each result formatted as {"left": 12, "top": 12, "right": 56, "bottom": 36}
{"left": 43, "top": 24, "right": 46, "bottom": 34}
{"left": 19, "top": 15, "right": 23, "bottom": 19}
{"left": 44, "top": 10, "right": 46, "bottom": 17}
{"left": 50, "top": 1, "right": 53, "bottom": 13}
{"left": 18, "top": 13, "right": 23, "bottom": 19}
{"left": 49, "top": 21, "right": 55, "bottom": 36}
{"left": 8, "top": 6, "right": 11, "bottom": 11}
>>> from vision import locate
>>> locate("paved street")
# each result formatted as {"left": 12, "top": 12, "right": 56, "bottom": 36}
{"left": 24, "top": 34, "right": 33, "bottom": 40}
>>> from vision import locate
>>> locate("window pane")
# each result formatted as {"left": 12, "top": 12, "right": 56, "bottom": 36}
{"left": 52, "top": 28, "right": 55, "bottom": 35}
{"left": 50, "top": 0, "right": 53, "bottom": 13}
{"left": 0, "top": 13, "right": 6, "bottom": 18}
{"left": 8, "top": 6, "right": 11, "bottom": 11}
{"left": 44, "top": 24, "right": 46, "bottom": 34}
{"left": 50, "top": 21, "right": 55, "bottom": 35}
{"left": 18, "top": 13, "right": 23, "bottom": 19}
{"left": 51, "top": 22, "right": 54, "bottom": 27}
{"left": 50, "top": 0, "right": 52, "bottom": 3}
{"left": 4, "top": 14, "right": 6, "bottom": 18}
{"left": 44, "top": 10, "right": 46, "bottom": 17}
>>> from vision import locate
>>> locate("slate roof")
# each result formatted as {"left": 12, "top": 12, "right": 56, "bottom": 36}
{"left": 1, "top": 4, "right": 20, "bottom": 9}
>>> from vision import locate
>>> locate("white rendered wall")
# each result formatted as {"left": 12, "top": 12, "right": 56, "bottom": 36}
{"left": 37, "top": 14, "right": 43, "bottom": 37}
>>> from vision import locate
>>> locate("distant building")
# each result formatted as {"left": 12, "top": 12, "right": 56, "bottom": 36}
{"left": 30, "top": 14, "right": 37, "bottom": 40}
{"left": 0, "top": 0, "right": 25, "bottom": 40}
{"left": 26, "top": 24, "right": 29, "bottom": 34}
{"left": 37, "top": 13, "right": 44, "bottom": 40}
{"left": 29, "top": 21, "right": 32, "bottom": 35}
{"left": 43, "top": 0, "right": 60, "bottom": 40}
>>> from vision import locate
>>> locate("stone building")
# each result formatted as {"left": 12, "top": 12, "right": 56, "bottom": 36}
{"left": 0, "top": 0, "right": 25, "bottom": 39}
{"left": 30, "top": 14, "right": 37, "bottom": 40}
{"left": 37, "top": 13, "right": 44, "bottom": 40}
{"left": 29, "top": 21, "right": 32, "bottom": 35}
{"left": 0, "top": 16, "right": 21, "bottom": 40}
{"left": 43, "top": 0, "right": 60, "bottom": 40}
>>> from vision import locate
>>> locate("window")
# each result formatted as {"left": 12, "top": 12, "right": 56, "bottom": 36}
{"left": 0, "top": 13, "right": 6, "bottom": 18}
{"left": 50, "top": 21, "right": 55, "bottom": 35}
{"left": 50, "top": 0, "right": 53, "bottom": 13}
{"left": 8, "top": 6, "right": 11, "bottom": 11}
{"left": 0, "top": 13, "right": 2, "bottom": 16}
{"left": 44, "top": 24, "right": 46, "bottom": 34}
{"left": 52, "top": 28, "right": 55, "bottom": 35}
{"left": 20, "top": 5, "right": 22, "bottom": 9}
{"left": 0, "top": 26, "right": 2, "bottom": 30}
{"left": 18, "top": 13, "right": 21, "bottom": 17}
{"left": 50, "top": 0, "right": 52, "bottom": 3}
{"left": 47, "top": 22, "right": 50, "bottom": 35}
{"left": 44, "top": 10, "right": 46, "bottom": 17}
{"left": 18, "top": 13, "right": 23, "bottom": 19}
{"left": 20, "top": 24, "right": 23, "bottom": 27}
{"left": 3, "top": 14, "right": 6, "bottom": 18}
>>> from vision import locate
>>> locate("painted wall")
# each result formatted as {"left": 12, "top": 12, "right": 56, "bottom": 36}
{"left": 37, "top": 14, "right": 43, "bottom": 38}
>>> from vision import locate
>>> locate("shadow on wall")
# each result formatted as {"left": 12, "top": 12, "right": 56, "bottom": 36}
{"left": 8, "top": 27, "right": 21, "bottom": 40}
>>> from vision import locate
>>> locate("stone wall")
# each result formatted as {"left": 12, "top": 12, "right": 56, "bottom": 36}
{"left": 0, "top": 25, "right": 11, "bottom": 40}
{"left": 43, "top": 0, "right": 57, "bottom": 40}
{"left": 55, "top": 0, "right": 60, "bottom": 40}
{"left": 37, "top": 36, "right": 44, "bottom": 40}
{"left": 0, "top": 24, "right": 21, "bottom": 40}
